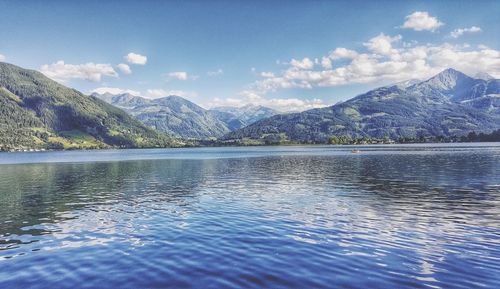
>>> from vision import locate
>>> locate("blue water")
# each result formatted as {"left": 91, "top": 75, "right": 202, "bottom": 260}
{"left": 0, "top": 144, "right": 499, "bottom": 288}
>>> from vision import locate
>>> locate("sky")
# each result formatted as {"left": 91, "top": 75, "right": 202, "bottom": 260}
{"left": 0, "top": 0, "right": 499, "bottom": 112}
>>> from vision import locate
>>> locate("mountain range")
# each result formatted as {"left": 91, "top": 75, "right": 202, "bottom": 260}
{"left": 0, "top": 62, "right": 177, "bottom": 150}
{"left": 1, "top": 62, "right": 498, "bottom": 150}
{"left": 224, "top": 69, "right": 500, "bottom": 143}
{"left": 93, "top": 92, "right": 278, "bottom": 139}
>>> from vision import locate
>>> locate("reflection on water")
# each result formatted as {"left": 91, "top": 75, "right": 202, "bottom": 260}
{"left": 0, "top": 145, "right": 499, "bottom": 288}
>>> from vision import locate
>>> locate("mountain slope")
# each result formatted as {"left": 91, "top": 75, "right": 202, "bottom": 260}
{"left": 0, "top": 62, "right": 177, "bottom": 150}
{"left": 209, "top": 104, "right": 278, "bottom": 130}
{"left": 224, "top": 69, "right": 500, "bottom": 143}
{"left": 94, "top": 93, "right": 230, "bottom": 139}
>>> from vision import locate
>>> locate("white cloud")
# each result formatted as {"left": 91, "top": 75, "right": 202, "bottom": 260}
{"left": 0, "top": 54, "right": 5, "bottom": 61}
{"left": 166, "top": 71, "right": 191, "bottom": 81}
{"left": 449, "top": 26, "right": 481, "bottom": 38}
{"left": 329, "top": 48, "right": 358, "bottom": 60}
{"left": 234, "top": 32, "right": 500, "bottom": 108}
{"left": 209, "top": 91, "right": 327, "bottom": 112}
{"left": 146, "top": 89, "right": 198, "bottom": 99}
{"left": 146, "top": 89, "right": 169, "bottom": 98}
{"left": 402, "top": 11, "right": 444, "bottom": 32}
{"left": 91, "top": 87, "right": 140, "bottom": 96}
{"left": 40, "top": 60, "right": 118, "bottom": 82}
{"left": 125, "top": 52, "right": 147, "bottom": 65}
{"left": 207, "top": 69, "right": 223, "bottom": 77}
{"left": 321, "top": 57, "right": 332, "bottom": 69}
{"left": 290, "top": 57, "right": 314, "bottom": 70}
{"left": 363, "top": 33, "right": 402, "bottom": 55}
{"left": 117, "top": 63, "right": 132, "bottom": 74}
{"left": 264, "top": 98, "right": 327, "bottom": 112}
{"left": 210, "top": 97, "right": 245, "bottom": 107}
{"left": 427, "top": 45, "right": 500, "bottom": 77}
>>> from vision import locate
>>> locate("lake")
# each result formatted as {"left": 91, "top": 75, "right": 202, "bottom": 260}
{"left": 1, "top": 144, "right": 499, "bottom": 288}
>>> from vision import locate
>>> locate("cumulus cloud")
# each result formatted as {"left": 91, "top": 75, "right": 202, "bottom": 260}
{"left": 166, "top": 71, "right": 190, "bottom": 81}
{"left": 91, "top": 87, "right": 140, "bottom": 96}
{"left": 401, "top": 11, "right": 444, "bottom": 32}
{"left": 363, "top": 33, "right": 402, "bottom": 55}
{"left": 125, "top": 52, "right": 147, "bottom": 65}
{"left": 290, "top": 57, "right": 314, "bottom": 70}
{"left": 209, "top": 90, "right": 327, "bottom": 112}
{"left": 0, "top": 54, "right": 5, "bottom": 61}
{"left": 207, "top": 69, "right": 223, "bottom": 77}
{"left": 449, "top": 26, "right": 481, "bottom": 38}
{"left": 117, "top": 63, "right": 132, "bottom": 74}
{"left": 40, "top": 60, "right": 118, "bottom": 82}
{"left": 145, "top": 89, "right": 198, "bottom": 99}
{"left": 321, "top": 57, "right": 332, "bottom": 69}
{"left": 426, "top": 45, "right": 500, "bottom": 76}
{"left": 329, "top": 48, "right": 358, "bottom": 60}
{"left": 264, "top": 98, "right": 327, "bottom": 112}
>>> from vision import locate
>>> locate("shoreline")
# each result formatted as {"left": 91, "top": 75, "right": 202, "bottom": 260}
{"left": 2, "top": 140, "right": 500, "bottom": 153}
{"left": 1, "top": 142, "right": 499, "bottom": 166}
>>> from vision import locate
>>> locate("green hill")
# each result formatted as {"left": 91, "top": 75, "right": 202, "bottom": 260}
{"left": 0, "top": 62, "right": 180, "bottom": 150}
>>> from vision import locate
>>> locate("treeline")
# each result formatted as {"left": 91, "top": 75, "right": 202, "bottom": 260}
{"left": 329, "top": 130, "right": 500, "bottom": 144}
{"left": 459, "top": 130, "right": 500, "bottom": 142}
{"left": 327, "top": 130, "right": 500, "bottom": 145}
{"left": 213, "top": 129, "right": 500, "bottom": 147}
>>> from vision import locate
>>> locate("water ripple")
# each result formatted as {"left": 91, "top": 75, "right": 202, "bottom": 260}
{"left": 0, "top": 144, "right": 499, "bottom": 288}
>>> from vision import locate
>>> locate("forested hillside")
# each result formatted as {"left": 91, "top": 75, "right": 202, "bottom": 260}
{"left": 0, "top": 62, "right": 179, "bottom": 151}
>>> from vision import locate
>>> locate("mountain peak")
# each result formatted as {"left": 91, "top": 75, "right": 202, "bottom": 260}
{"left": 152, "top": 95, "right": 196, "bottom": 106}
{"left": 441, "top": 67, "right": 461, "bottom": 74}
{"left": 435, "top": 68, "right": 469, "bottom": 79}
{"left": 421, "top": 68, "right": 473, "bottom": 91}
{"left": 150, "top": 95, "right": 206, "bottom": 114}
{"left": 93, "top": 92, "right": 149, "bottom": 108}
{"left": 166, "top": 95, "right": 190, "bottom": 102}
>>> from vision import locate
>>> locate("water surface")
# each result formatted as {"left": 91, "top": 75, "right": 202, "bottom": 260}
{"left": 1, "top": 144, "right": 499, "bottom": 288}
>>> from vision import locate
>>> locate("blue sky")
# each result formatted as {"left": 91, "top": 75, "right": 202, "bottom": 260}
{"left": 0, "top": 0, "right": 499, "bottom": 111}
